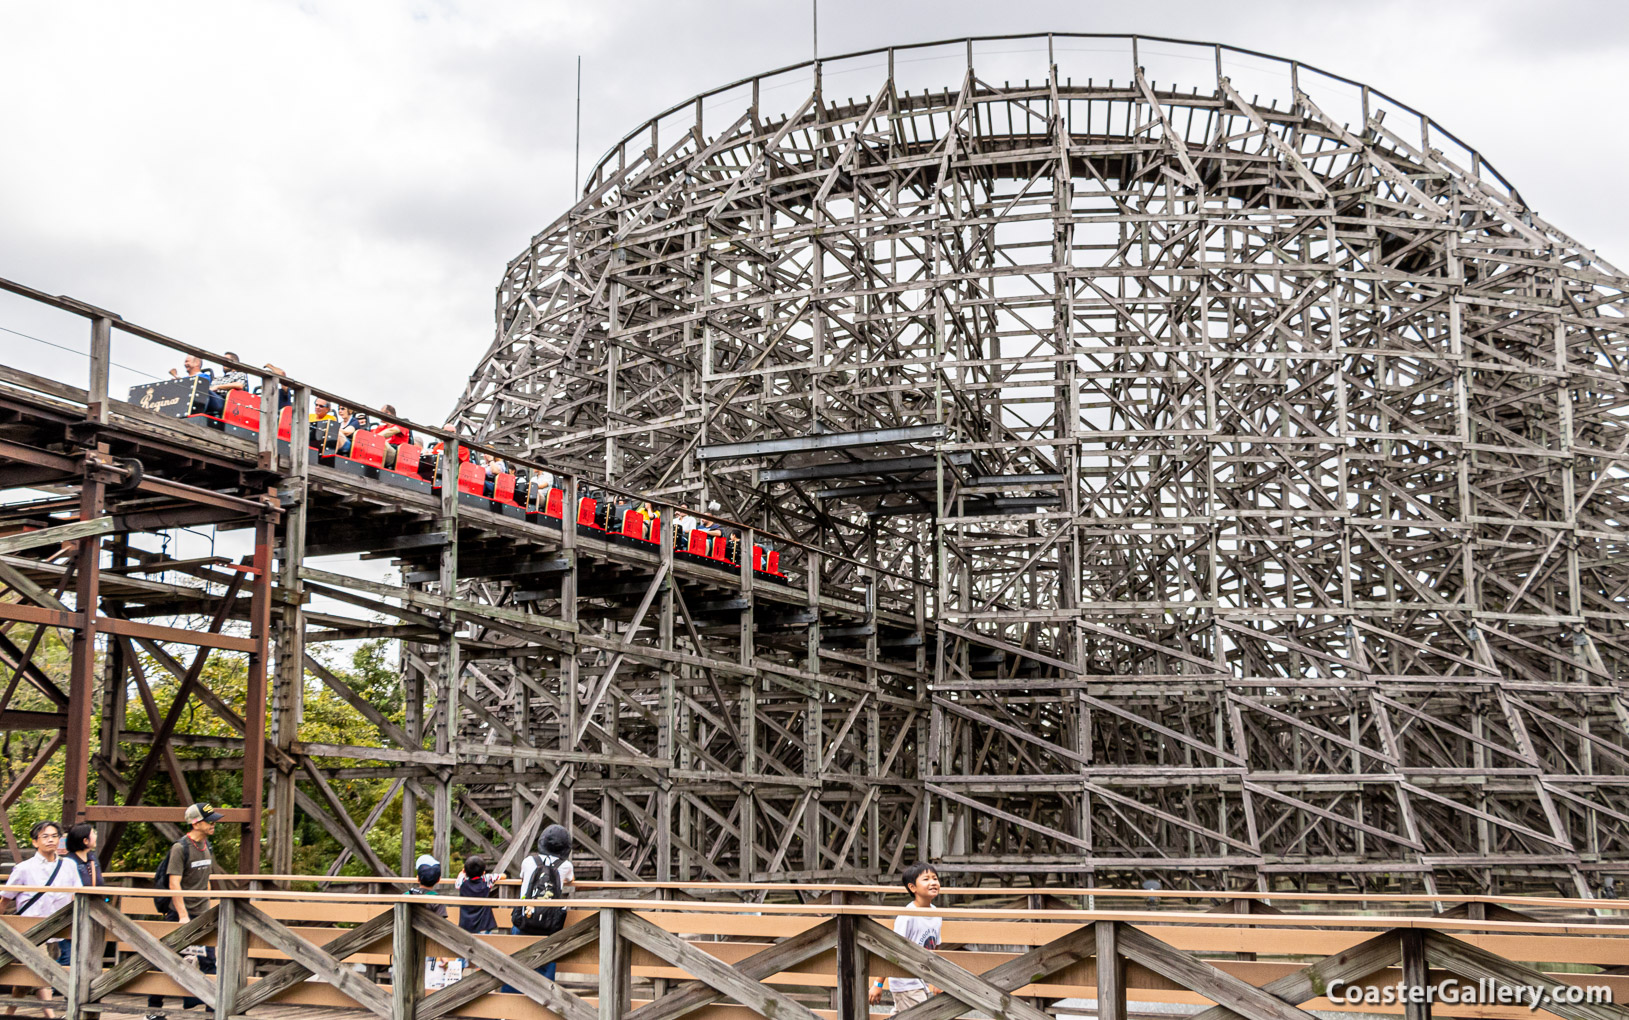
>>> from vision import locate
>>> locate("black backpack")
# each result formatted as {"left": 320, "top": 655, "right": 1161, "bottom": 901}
{"left": 515, "top": 854, "right": 566, "bottom": 936}
{"left": 150, "top": 839, "right": 187, "bottom": 919}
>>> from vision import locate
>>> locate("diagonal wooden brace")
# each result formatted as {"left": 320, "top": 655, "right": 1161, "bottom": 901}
{"left": 411, "top": 907, "right": 596, "bottom": 1020}
{"left": 854, "top": 917, "right": 1051, "bottom": 1020}
{"left": 88, "top": 899, "right": 215, "bottom": 1008}
{"left": 626, "top": 917, "right": 839, "bottom": 1020}
{"left": 232, "top": 906, "right": 394, "bottom": 1013}
{"left": 894, "top": 919, "right": 1100, "bottom": 1020}
{"left": 1190, "top": 929, "right": 1403, "bottom": 1020}
{"left": 233, "top": 901, "right": 392, "bottom": 1018}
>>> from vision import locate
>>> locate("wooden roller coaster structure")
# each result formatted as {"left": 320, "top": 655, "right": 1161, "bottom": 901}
{"left": 2, "top": 33, "right": 1628, "bottom": 897}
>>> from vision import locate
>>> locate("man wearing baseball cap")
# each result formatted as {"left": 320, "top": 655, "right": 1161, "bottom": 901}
{"left": 146, "top": 803, "right": 223, "bottom": 1019}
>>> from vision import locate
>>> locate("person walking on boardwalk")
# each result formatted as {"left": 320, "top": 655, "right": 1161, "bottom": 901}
{"left": 64, "top": 824, "right": 102, "bottom": 894}
{"left": 868, "top": 863, "right": 942, "bottom": 1013}
{"left": 1, "top": 820, "right": 81, "bottom": 1018}
{"left": 146, "top": 803, "right": 223, "bottom": 1019}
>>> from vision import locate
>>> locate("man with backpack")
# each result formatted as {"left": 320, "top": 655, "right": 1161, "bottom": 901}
{"left": 2, "top": 820, "right": 80, "bottom": 1017}
{"left": 511, "top": 824, "right": 574, "bottom": 981}
{"left": 146, "top": 803, "right": 222, "bottom": 1019}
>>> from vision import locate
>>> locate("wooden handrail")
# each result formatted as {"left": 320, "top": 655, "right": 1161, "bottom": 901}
{"left": 8, "top": 885, "right": 1627, "bottom": 935}
{"left": 143, "top": 873, "right": 1629, "bottom": 913}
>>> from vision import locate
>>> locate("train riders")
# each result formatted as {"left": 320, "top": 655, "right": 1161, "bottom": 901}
{"left": 262, "top": 363, "right": 294, "bottom": 409}
{"left": 211, "top": 351, "right": 249, "bottom": 415}
{"left": 674, "top": 508, "right": 698, "bottom": 547}
{"left": 167, "top": 355, "right": 215, "bottom": 414}
{"left": 372, "top": 405, "right": 411, "bottom": 469}
{"left": 428, "top": 424, "right": 472, "bottom": 463}
{"left": 307, "top": 398, "right": 337, "bottom": 450}
{"left": 335, "top": 404, "right": 368, "bottom": 457}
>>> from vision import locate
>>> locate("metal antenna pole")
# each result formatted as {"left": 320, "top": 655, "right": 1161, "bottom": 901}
{"left": 812, "top": 0, "right": 818, "bottom": 61}
{"left": 574, "top": 55, "right": 583, "bottom": 197}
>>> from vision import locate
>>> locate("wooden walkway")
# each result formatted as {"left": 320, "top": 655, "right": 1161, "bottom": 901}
{"left": 0, "top": 885, "right": 1620, "bottom": 1020}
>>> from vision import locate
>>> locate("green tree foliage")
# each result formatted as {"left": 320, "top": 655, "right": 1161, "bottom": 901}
{"left": 2, "top": 626, "right": 416, "bottom": 878}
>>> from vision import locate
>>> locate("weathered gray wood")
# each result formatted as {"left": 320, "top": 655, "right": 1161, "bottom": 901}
{"left": 1400, "top": 929, "right": 1430, "bottom": 1020}
{"left": 1115, "top": 924, "right": 1321, "bottom": 1020}
{"left": 895, "top": 916, "right": 1100, "bottom": 1020}
{"left": 625, "top": 917, "right": 839, "bottom": 1020}
{"left": 212, "top": 896, "right": 246, "bottom": 1020}
{"left": 233, "top": 900, "right": 392, "bottom": 1018}
{"left": 410, "top": 907, "right": 595, "bottom": 1020}
{"left": 619, "top": 910, "right": 821, "bottom": 1020}
{"left": 1095, "top": 921, "right": 1125, "bottom": 1020}
{"left": 600, "top": 908, "right": 630, "bottom": 1020}
{"left": 0, "top": 909, "right": 68, "bottom": 997}
{"left": 9, "top": 29, "right": 1629, "bottom": 896}
{"left": 853, "top": 917, "right": 1051, "bottom": 1020}
{"left": 88, "top": 905, "right": 218, "bottom": 999}
{"left": 1422, "top": 931, "right": 1627, "bottom": 1020}
{"left": 87, "top": 899, "right": 214, "bottom": 1007}
{"left": 231, "top": 904, "right": 394, "bottom": 1012}
{"left": 0, "top": 902, "right": 73, "bottom": 970}
{"left": 836, "top": 914, "right": 867, "bottom": 1020}
{"left": 414, "top": 912, "right": 600, "bottom": 1020}
{"left": 0, "top": 517, "right": 114, "bottom": 556}
{"left": 1190, "top": 930, "right": 1403, "bottom": 1020}
{"left": 65, "top": 895, "right": 102, "bottom": 1020}
{"left": 392, "top": 902, "right": 423, "bottom": 1020}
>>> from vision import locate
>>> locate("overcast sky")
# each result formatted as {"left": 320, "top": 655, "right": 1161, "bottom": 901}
{"left": 3, "top": 0, "right": 1624, "bottom": 428}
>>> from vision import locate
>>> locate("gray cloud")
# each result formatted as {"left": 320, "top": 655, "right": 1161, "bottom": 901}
{"left": 1, "top": 0, "right": 1623, "bottom": 427}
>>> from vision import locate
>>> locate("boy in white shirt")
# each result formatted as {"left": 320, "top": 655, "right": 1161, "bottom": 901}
{"left": 868, "top": 863, "right": 942, "bottom": 1013}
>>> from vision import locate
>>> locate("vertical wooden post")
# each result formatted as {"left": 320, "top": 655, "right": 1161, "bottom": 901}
{"left": 599, "top": 907, "right": 630, "bottom": 1020}
{"left": 433, "top": 436, "right": 460, "bottom": 865}
{"left": 1094, "top": 921, "right": 1125, "bottom": 1020}
{"left": 66, "top": 893, "right": 103, "bottom": 1020}
{"left": 1400, "top": 929, "right": 1430, "bottom": 1020}
{"left": 270, "top": 384, "right": 309, "bottom": 879}
{"left": 241, "top": 512, "right": 273, "bottom": 879}
{"left": 86, "top": 316, "right": 111, "bottom": 424}
{"left": 63, "top": 314, "right": 112, "bottom": 830}
{"left": 393, "top": 901, "right": 424, "bottom": 1020}
{"left": 63, "top": 471, "right": 104, "bottom": 830}
{"left": 835, "top": 909, "right": 868, "bottom": 1020}
{"left": 214, "top": 897, "right": 246, "bottom": 1020}
{"left": 657, "top": 508, "right": 675, "bottom": 883}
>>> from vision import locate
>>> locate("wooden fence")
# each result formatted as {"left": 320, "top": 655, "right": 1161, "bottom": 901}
{"left": 0, "top": 886, "right": 1624, "bottom": 1020}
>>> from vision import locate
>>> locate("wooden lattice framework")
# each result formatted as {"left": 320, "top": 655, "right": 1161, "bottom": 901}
{"left": 453, "top": 34, "right": 1629, "bottom": 896}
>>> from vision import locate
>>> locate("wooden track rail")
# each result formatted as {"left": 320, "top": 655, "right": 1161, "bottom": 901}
{"left": 0, "top": 887, "right": 1622, "bottom": 1020}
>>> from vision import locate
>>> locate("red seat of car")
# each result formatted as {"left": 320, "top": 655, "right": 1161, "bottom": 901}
{"left": 458, "top": 462, "right": 486, "bottom": 495}
{"left": 493, "top": 473, "right": 519, "bottom": 505}
{"left": 393, "top": 444, "right": 422, "bottom": 476}
{"left": 711, "top": 535, "right": 728, "bottom": 561}
{"left": 622, "top": 511, "right": 645, "bottom": 539}
{"left": 767, "top": 550, "right": 780, "bottom": 574}
{"left": 545, "top": 487, "right": 564, "bottom": 518}
{"left": 688, "top": 531, "right": 709, "bottom": 555}
{"left": 349, "top": 429, "right": 388, "bottom": 468}
{"left": 223, "top": 390, "right": 261, "bottom": 430}
{"left": 578, "top": 497, "right": 597, "bottom": 526}
{"left": 276, "top": 405, "right": 292, "bottom": 441}
{"left": 753, "top": 545, "right": 764, "bottom": 571}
